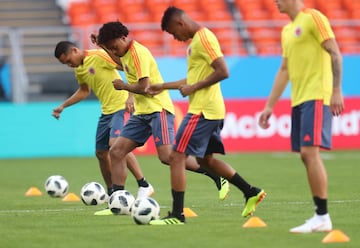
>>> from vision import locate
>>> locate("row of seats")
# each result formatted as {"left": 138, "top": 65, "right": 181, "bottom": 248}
{"left": 235, "top": 0, "right": 360, "bottom": 55}
{"left": 237, "top": 0, "right": 360, "bottom": 20}
{"left": 68, "top": 0, "right": 233, "bottom": 24}
{"left": 67, "top": 0, "right": 247, "bottom": 56}
{"left": 66, "top": 0, "right": 360, "bottom": 56}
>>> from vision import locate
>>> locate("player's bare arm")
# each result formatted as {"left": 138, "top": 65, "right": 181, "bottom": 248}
{"left": 146, "top": 79, "right": 186, "bottom": 96}
{"left": 322, "top": 38, "right": 344, "bottom": 116}
{"left": 180, "top": 57, "right": 229, "bottom": 97}
{"left": 112, "top": 79, "right": 127, "bottom": 91}
{"left": 113, "top": 77, "right": 150, "bottom": 95}
{"left": 258, "top": 58, "right": 289, "bottom": 129}
{"left": 52, "top": 83, "right": 91, "bottom": 119}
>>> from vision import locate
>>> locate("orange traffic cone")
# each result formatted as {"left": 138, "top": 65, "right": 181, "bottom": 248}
{"left": 25, "top": 187, "right": 42, "bottom": 196}
{"left": 242, "top": 216, "right": 267, "bottom": 228}
{"left": 183, "top": 207, "right": 198, "bottom": 217}
{"left": 322, "top": 229, "right": 350, "bottom": 243}
{"left": 62, "top": 192, "right": 81, "bottom": 202}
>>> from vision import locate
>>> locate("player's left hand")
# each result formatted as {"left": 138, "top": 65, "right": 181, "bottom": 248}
{"left": 112, "top": 79, "right": 126, "bottom": 90}
{"left": 179, "top": 84, "right": 194, "bottom": 97}
{"left": 330, "top": 89, "right": 344, "bottom": 116}
{"left": 125, "top": 97, "right": 135, "bottom": 113}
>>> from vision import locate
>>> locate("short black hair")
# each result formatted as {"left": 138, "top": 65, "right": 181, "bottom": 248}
{"left": 161, "top": 6, "right": 184, "bottom": 31}
{"left": 54, "top": 41, "right": 76, "bottom": 58}
{"left": 97, "top": 21, "right": 129, "bottom": 45}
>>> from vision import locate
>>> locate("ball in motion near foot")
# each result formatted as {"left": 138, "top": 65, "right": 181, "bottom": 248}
{"left": 108, "top": 190, "right": 135, "bottom": 215}
{"left": 80, "top": 182, "right": 107, "bottom": 205}
{"left": 131, "top": 197, "right": 160, "bottom": 224}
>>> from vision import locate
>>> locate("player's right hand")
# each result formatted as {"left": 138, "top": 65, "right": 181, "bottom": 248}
{"left": 258, "top": 108, "right": 272, "bottom": 129}
{"left": 52, "top": 106, "right": 63, "bottom": 120}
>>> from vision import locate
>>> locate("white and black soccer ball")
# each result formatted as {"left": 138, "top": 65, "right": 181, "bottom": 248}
{"left": 108, "top": 190, "right": 135, "bottom": 215}
{"left": 44, "top": 175, "right": 69, "bottom": 198}
{"left": 80, "top": 182, "right": 107, "bottom": 205}
{"left": 131, "top": 197, "right": 160, "bottom": 225}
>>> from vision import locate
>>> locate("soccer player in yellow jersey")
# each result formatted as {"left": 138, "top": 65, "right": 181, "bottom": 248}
{"left": 258, "top": 0, "right": 344, "bottom": 233}
{"left": 147, "top": 7, "right": 266, "bottom": 225}
{"left": 96, "top": 21, "right": 229, "bottom": 200}
{"left": 52, "top": 41, "right": 154, "bottom": 214}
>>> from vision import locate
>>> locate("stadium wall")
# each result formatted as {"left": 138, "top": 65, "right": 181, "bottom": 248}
{"left": 0, "top": 56, "right": 359, "bottom": 158}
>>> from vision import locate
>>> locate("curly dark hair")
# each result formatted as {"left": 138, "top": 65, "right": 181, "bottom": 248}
{"left": 97, "top": 21, "right": 129, "bottom": 45}
{"left": 54, "top": 41, "right": 76, "bottom": 58}
{"left": 161, "top": 6, "right": 184, "bottom": 31}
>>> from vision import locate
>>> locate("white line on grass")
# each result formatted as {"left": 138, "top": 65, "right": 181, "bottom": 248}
{"left": 1, "top": 199, "right": 359, "bottom": 214}
{"left": 270, "top": 151, "right": 360, "bottom": 160}
{"left": 222, "top": 199, "right": 360, "bottom": 207}
{"left": 0, "top": 208, "right": 87, "bottom": 214}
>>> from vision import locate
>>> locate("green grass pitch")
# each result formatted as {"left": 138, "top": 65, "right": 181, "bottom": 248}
{"left": 0, "top": 151, "right": 359, "bottom": 248}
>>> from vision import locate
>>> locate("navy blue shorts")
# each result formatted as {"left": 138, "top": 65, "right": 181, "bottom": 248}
{"left": 174, "top": 113, "right": 225, "bottom": 158}
{"left": 120, "top": 109, "right": 174, "bottom": 147}
{"left": 95, "top": 109, "right": 129, "bottom": 150}
{"left": 291, "top": 100, "right": 332, "bottom": 152}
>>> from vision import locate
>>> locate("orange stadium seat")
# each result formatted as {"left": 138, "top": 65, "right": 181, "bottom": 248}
{"left": 262, "top": 0, "right": 277, "bottom": 13}
{"left": 68, "top": 1, "right": 97, "bottom": 26}
{"left": 130, "top": 29, "right": 164, "bottom": 56}
{"left": 220, "top": 37, "right": 247, "bottom": 56}
{"left": 343, "top": 0, "right": 360, "bottom": 10}
{"left": 144, "top": 0, "right": 171, "bottom": 22}
{"left": 167, "top": 39, "right": 190, "bottom": 56}
{"left": 206, "top": 10, "right": 233, "bottom": 22}
{"left": 173, "top": 0, "right": 198, "bottom": 13}
{"left": 68, "top": 1, "right": 91, "bottom": 15}
{"left": 91, "top": 0, "right": 120, "bottom": 23}
{"left": 198, "top": 0, "right": 228, "bottom": 13}
{"left": 91, "top": 0, "right": 117, "bottom": 8}
{"left": 116, "top": 0, "right": 147, "bottom": 22}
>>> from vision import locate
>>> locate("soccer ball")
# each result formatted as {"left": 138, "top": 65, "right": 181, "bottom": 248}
{"left": 131, "top": 197, "right": 160, "bottom": 225}
{"left": 80, "top": 182, "right": 107, "bottom": 205}
{"left": 44, "top": 175, "right": 69, "bottom": 197}
{"left": 108, "top": 190, "right": 135, "bottom": 215}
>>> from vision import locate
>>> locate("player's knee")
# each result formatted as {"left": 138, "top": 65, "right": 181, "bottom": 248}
{"left": 158, "top": 154, "right": 170, "bottom": 165}
{"left": 109, "top": 146, "right": 121, "bottom": 159}
{"left": 161, "top": 160, "right": 170, "bottom": 166}
{"left": 299, "top": 148, "right": 318, "bottom": 165}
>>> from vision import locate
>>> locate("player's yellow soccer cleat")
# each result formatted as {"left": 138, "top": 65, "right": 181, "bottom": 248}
{"left": 241, "top": 189, "right": 266, "bottom": 217}
{"left": 149, "top": 212, "right": 185, "bottom": 225}
{"left": 218, "top": 177, "right": 230, "bottom": 200}
{"left": 94, "top": 208, "right": 113, "bottom": 216}
{"left": 150, "top": 217, "right": 185, "bottom": 225}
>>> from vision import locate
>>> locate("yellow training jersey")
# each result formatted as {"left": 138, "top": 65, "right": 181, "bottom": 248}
{"left": 187, "top": 27, "right": 225, "bottom": 120}
{"left": 282, "top": 8, "right": 334, "bottom": 107}
{"left": 120, "top": 40, "right": 174, "bottom": 115}
{"left": 74, "top": 49, "right": 128, "bottom": 114}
